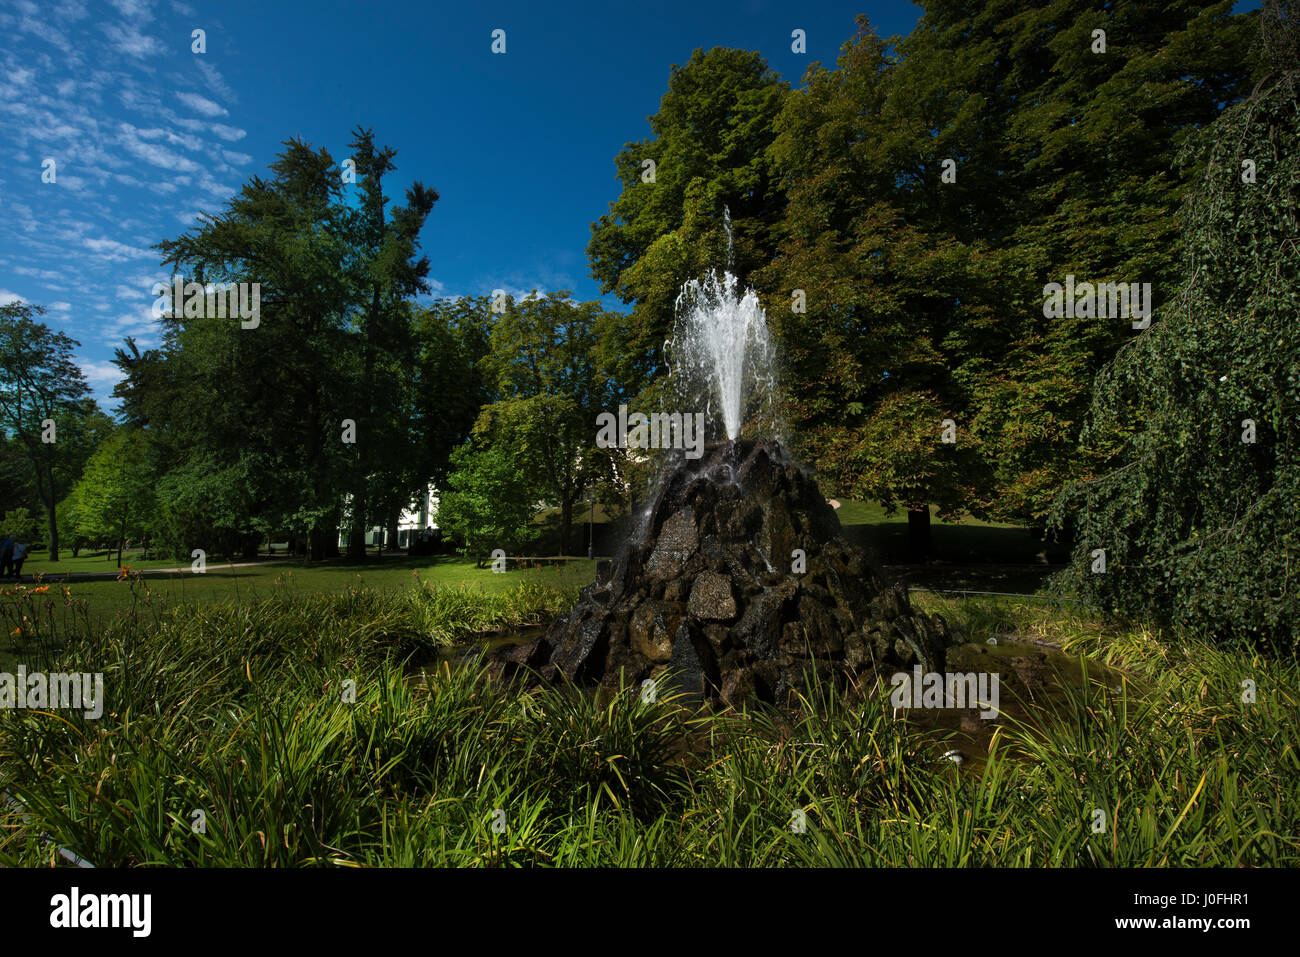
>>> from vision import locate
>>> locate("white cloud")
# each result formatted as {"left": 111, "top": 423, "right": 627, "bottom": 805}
{"left": 209, "top": 122, "right": 246, "bottom": 142}
{"left": 101, "top": 22, "right": 165, "bottom": 58}
{"left": 107, "top": 0, "right": 156, "bottom": 18}
{"left": 195, "top": 60, "right": 235, "bottom": 102}
{"left": 79, "top": 359, "right": 125, "bottom": 390}
{"left": 118, "top": 123, "right": 201, "bottom": 172}
{"left": 0, "top": 289, "right": 27, "bottom": 307}
{"left": 83, "top": 236, "right": 153, "bottom": 261}
{"left": 100, "top": 308, "right": 160, "bottom": 345}
{"left": 13, "top": 266, "right": 66, "bottom": 282}
{"left": 176, "top": 91, "right": 226, "bottom": 117}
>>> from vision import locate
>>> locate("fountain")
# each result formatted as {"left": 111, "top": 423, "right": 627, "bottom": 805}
{"left": 666, "top": 208, "right": 781, "bottom": 444}
{"left": 494, "top": 213, "right": 950, "bottom": 707}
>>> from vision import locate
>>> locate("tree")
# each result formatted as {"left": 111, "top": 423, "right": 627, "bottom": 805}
{"left": 435, "top": 441, "right": 539, "bottom": 559}
{"left": 2, "top": 508, "right": 37, "bottom": 541}
{"left": 0, "top": 433, "right": 38, "bottom": 521}
{"left": 587, "top": 47, "right": 790, "bottom": 391}
{"left": 1051, "top": 0, "right": 1299, "bottom": 649}
{"left": 340, "top": 127, "right": 439, "bottom": 560}
{"left": 761, "top": 3, "right": 1259, "bottom": 551}
{"left": 474, "top": 293, "right": 623, "bottom": 554}
{"left": 150, "top": 136, "right": 364, "bottom": 559}
{"left": 0, "top": 302, "right": 97, "bottom": 560}
{"left": 409, "top": 297, "right": 493, "bottom": 481}
{"left": 67, "top": 429, "right": 158, "bottom": 567}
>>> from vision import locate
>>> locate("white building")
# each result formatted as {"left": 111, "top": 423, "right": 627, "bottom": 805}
{"left": 337, "top": 484, "right": 440, "bottom": 549}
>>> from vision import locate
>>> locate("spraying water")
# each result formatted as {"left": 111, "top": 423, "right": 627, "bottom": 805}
{"left": 667, "top": 208, "right": 779, "bottom": 443}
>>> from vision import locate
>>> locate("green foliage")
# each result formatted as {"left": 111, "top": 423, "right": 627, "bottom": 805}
{"left": 588, "top": 47, "right": 790, "bottom": 386}
{"left": 435, "top": 441, "right": 540, "bottom": 556}
{"left": 756, "top": 4, "right": 1259, "bottom": 531}
{"left": 1052, "top": 14, "right": 1299, "bottom": 649}
{"left": 66, "top": 429, "right": 158, "bottom": 555}
{"left": 472, "top": 293, "right": 624, "bottom": 553}
{"left": 127, "top": 130, "right": 450, "bottom": 560}
{"left": 0, "top": 302, "right": 105, "bottom": 558}
{"left": 1, "top": 585, "right": 1294, "bottom": 866}
{"left": 1, "top": 508, "right": 36, "bottom": 541}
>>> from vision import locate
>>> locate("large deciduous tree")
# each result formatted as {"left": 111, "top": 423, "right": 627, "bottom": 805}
{"left": 0, "top": 302, "right": 99, "bottom": 560}
{"left": 759, "top": 3, "right": 1258, "bottom": 552}
{"left": 474, "top": 293, "right": 622, "bottom": 555}
{"left": 1051, "top": 1, "right": 1299, "bottom": 648}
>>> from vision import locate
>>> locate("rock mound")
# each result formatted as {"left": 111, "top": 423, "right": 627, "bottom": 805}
{"left": 503, "top": 439, "right": 950, "bottom": 707}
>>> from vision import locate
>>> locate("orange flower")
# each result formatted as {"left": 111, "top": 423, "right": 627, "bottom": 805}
{"left": 32, "top": 586, "right": 49, "bottom": 594}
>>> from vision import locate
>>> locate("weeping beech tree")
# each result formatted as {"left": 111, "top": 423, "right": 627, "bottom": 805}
{"left": 1051, "top": 0, "right": 1300, "bottom": 649}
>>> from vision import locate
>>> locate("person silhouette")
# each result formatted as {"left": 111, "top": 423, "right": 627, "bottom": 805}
{"left": 0, "top": 534, "right": 12, "bottom": 579}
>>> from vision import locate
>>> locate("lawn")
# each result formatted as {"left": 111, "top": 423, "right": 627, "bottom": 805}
{"left": 833, "top": 501, "right": 1056, "bottom": 566}
{"left": 5, "top": 554, "right": 599, "bottom": 628}
{"left": 9, "top": 497, "right": 1054, "bottom": 626}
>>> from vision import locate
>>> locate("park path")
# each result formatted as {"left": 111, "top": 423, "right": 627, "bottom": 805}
{"left": 15, "top": 558, "right": 297, "bottom": 583}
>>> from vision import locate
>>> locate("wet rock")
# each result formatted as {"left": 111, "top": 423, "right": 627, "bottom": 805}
{"left": 524, "top": 439, "right": 950, "bottom": 708}
{"left": 646, "top": 509, "right": 698, "bottom": 579}
{"left": 629, "top": 601, "right": 679, "bottom": 663}
{"left": 689, "top": 570, "right": 737, "bottom": 621}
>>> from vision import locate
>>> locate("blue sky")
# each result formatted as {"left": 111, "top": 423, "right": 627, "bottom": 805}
{"left": 0, "top": 0, "right": 1260, "bottom": 412}
{"left": 0, "top": 0, "right": 925, "bottom": 410}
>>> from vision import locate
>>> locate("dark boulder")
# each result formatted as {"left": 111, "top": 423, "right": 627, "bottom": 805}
{"left": 516, "top": 439, "right": 950, "bottom": 708}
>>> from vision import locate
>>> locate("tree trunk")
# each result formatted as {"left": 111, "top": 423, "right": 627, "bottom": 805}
{"left": 559, "top": 498, "right": 572, "bottom": 556}
{"left": 325, "top": 508, "right": 341, "bottom": 558}
{"left": 309, "top": 525, "right": 325, "bottom": 562}
{"left": 387, "top": 510, "right": 399, "bottom": 556}
{"left": 907, "top": 507, "right": 932, "bottom": 561}
{"left": 347, "top": 485, "right": 368, "bottom": 560}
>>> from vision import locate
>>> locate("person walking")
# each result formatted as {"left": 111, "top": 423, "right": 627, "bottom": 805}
{"left": 10, "top": 540, "right": 27, "bottom": 579}
{"left": 0, "top": 534, "right": 12, "bottom": 578}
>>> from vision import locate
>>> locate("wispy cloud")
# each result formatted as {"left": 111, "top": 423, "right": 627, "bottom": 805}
{"left": 101, "top": 21, "right": 166, "bottom": 58}
{"left": 78, "top": 359, "right": 126, "bottom": 390}
{"left": 176, "top": 91, "right": 227, "bottom": 117}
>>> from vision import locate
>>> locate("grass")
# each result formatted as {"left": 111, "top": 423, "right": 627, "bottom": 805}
{"left": 1, "top": 579, "right": 1294, "bottom": 867}
{"left": 4, "top": 555, "right": 598, "bottom": 628}
{"left": 21, "top": 550, "right": 186, "bottom": 575}
{"left": 831, "top": 501, "right": 1054, "bottom": 565}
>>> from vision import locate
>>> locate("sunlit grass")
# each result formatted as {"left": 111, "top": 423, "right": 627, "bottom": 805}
{"left": 1, "top": 582, "right": 1294, "bottom": 867}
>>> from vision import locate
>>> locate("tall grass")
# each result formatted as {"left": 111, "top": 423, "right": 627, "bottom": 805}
{"left": 1, "top": 584, "right": 1295, "bottom": 866}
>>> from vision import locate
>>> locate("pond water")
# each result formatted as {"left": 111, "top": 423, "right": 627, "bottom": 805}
{"left": 902, "top": 638, "right": 1130, "bottom": 768}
